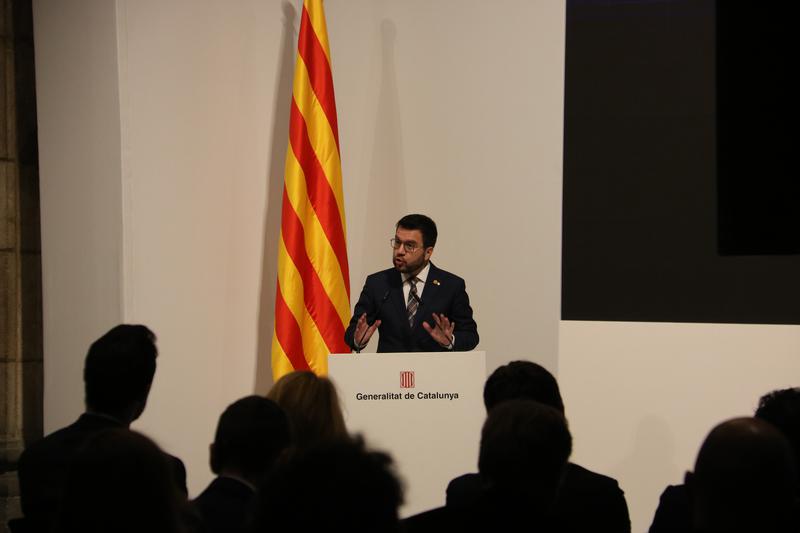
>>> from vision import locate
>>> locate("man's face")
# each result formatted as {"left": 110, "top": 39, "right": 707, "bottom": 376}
{"left": 392, "top": 227, "right": 433, "bottom": 275}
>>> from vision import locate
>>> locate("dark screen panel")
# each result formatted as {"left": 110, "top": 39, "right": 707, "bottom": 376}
{"left": 562, "top": 0, "right": 800, "bottom": 324}
{"left": 716, "top": 2, "right": 800, "bottom": 255}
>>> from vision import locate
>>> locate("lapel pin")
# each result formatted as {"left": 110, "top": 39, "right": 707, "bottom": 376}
{"left": 432, "top": 279, "right": 441, "bottom": 286}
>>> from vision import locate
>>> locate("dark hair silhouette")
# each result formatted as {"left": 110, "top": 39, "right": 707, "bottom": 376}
{"left": 755, "top": 387, "right": 800, "bottom": 468}
{"left": 483, "top": 360, "right": 564, "bottom": 413}
{"left": 396, "top": 214, "right": 438, "bottom": 248}
{"left": 83, "top": 324, "right": 157, "bottom": 420}
{"left": 689, "top": 417, "right": 796, "bottom": 533}
{"left": 54, "top": 429, "right": 185, "bottom": 533}
{"left": 210, "top": 395, "right": 291, "bottom": 482}
{"left": 252, "top": 436, "right": 403, "bottom": 533}
{"left": 478, "top": 399, "right": 572, "bottom": 506}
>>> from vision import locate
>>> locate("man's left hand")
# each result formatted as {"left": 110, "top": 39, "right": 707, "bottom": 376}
{"left": 422, "top": 313, "right": 455, "bottom": 349}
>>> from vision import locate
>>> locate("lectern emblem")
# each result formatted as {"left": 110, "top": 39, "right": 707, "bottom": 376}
{"left": 400, "top": 371, "right": 415, "bottom": 388}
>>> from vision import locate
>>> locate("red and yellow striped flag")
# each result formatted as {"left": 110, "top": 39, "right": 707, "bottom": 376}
{"left": 272, "top": 0, "right": 350, "bottom": 380}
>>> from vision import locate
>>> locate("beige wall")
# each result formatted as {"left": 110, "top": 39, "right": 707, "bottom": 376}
{"left": 34, "top": 0, "right": 125, "bottom": 431}
{"left": 115, "top": 0, "right": 289, "bottom": 488}
{"left": 560, "top": 321, "right": 800, "bottom": 531}
{"left": 34, "top": 0, "right": 565, "bottom": 502}
{"left": 34, "top": 1, "right": 800, "bottom": 531}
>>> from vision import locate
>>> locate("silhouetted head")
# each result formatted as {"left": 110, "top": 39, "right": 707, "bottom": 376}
{"left": 688, "top": 417, "right": 796, "bottom": 533}
{"left": 478, "top": 399, "right": 572, "bottom": 508}
{"left": 210, "top": 396, "right": 291, "bottom": 485}
{"left": 483, "top": 361, "right": 564, "bottom": 414}
{"left": 252, "top": 436, "right": 403, "bottom": 533}
{"left": 267, "top": 371, "right": 347, "bottom": 450}
{"left": 756, "top": 387, "right": 800, "bottom": 470}
{"left": 83, "top": 324, "right": 158, "bottom": 423}
{"left": 55, "top": 429, "right": 185, "bottom": 533}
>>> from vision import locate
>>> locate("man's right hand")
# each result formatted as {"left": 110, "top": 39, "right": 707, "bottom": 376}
{"left": 353, "top": 313, "right": 381, "bottom": 350}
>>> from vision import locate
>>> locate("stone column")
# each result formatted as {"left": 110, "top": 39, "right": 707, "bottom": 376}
{"left": 1, "top": 0, "right": 42, "bottom": 529}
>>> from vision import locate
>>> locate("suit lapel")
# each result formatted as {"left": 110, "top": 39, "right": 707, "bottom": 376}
{"left": 387, "top": 270, "right": 409, "bottom": 329}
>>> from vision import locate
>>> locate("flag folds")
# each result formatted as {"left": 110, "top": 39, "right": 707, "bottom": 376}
{"left": 272, "top": 0, "right": 350, "bottom": 379}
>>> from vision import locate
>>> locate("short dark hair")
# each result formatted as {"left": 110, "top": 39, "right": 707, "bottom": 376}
{"left": 755, "top": 388, "right": 800, "bottom": 464}
{"left": 253, "top": 436, "right": 403, "bottom": 533}
{"left": 84, "top": 325, "right": 157, "bottom": 416}
{"left": 483, "top": 361, "right": 564, "bottom": 413}
{"left": 691, "top": 417, "right": 796, "bottom": 532}
{"left": 396, "top": 214, "right": 438, "bottom": 248}
{"left": 210, "top": 396, "right": 291, "bottom": 478}
{"left": 478, "top": 399, "right": 572, "bottom": 502}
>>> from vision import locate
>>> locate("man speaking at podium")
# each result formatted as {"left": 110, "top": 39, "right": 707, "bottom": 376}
{"left": 345, "top": 214, "right": 479, "bottom": 353}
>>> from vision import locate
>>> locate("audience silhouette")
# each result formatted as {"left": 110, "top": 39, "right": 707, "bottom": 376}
{"left": 11, "top": 326, "right": 800, "bottom": 533}
{"left": 250, "top": 435, "right": 403, "bottom": 533}
{"left": 16, "top": 325, "right": 186, "bottom": 533}
{"left": 755, "top": 388, "right": 800, "bottom": 491}
{"left": 650, "top": 387, "right": 800, "bottom": 533}
{"left": 688, "top": 417, "right": 797, "bottom": 533}
{"left": 446, "top": 360, "right": 631, "bottom": 532}
{"left": 404, "top": 399, "right": 572, "bottom": 532}
{"left": 53, "top": 429, "right": 187, "bottom": 533}
{"left": 192, "top": 396, "right": 291, "bottom": 533}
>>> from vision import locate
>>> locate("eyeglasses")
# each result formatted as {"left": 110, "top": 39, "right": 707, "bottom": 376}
{"left": 390, "top": 238, "right": 421, "bottom": 253}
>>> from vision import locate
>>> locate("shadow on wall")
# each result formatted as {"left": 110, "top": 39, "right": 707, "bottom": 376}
{"left": 254, "top": 1, "right": 297, "bottom": 394}
{"left": 613, "top": 415, "right": 679, "bottom": 532}
{"left": 360, "top": 20, "right": 408, "bottom": 279}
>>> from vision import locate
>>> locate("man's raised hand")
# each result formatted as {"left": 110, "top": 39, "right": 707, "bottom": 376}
{"left": 422, "top": 312, "right": 455, "bottom": 348}
{"left": 354, "top": 313, "right": 381, "bottom": 350}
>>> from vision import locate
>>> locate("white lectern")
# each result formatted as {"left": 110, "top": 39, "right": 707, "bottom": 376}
{"left": 328, "top": 351, "right": 486, "bottom": 517}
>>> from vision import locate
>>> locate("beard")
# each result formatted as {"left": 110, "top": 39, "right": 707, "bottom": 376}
{"left": 393, "top": 253, "right": 427, "bottom": 276}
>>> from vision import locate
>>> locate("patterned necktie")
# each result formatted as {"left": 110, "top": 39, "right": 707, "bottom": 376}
{"left": 406, "top": 277, "right": 420, "bottom": 327}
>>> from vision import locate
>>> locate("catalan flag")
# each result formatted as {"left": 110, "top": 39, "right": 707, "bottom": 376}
{"left": 271, "top": 0, "right": 350, "bottom": 380}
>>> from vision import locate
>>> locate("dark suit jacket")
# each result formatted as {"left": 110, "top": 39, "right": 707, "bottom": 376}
{"left": 649, "top": 482, "right": 800, "bottom": 533}
{"left": 192, "top": 476, "right": 255, "bottom": 533}
{"left": 403, "top": 494, "right": 557, "bottom": 533}
{"left": 446, "top": 463, "right": 631, "bottom": 533}
{"left": 344, "top": 263, "right": 479, "bottom": 352}
{"left": 17, "top": 413, "right": 187, "bottom": 533}
{"left": 649, "top": 484, "right": 691, "bottom": 533}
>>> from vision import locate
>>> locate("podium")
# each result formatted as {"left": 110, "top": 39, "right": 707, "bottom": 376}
{"left": 328, "top": 351, "right": 486, "bottom": 517}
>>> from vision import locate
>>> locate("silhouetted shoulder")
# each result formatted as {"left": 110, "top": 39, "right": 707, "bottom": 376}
{"left": 648, "top": 484, "right": 690, "bottom": 533}
{"left": 564, "top": 462, "right": 622, "bottom": 491}
{"left": 445, "top": 472, "right": 483, "bottom": 508}
{"left": 193, "top": 477, "right": 255, "bottom": 533}
{"left": 560, "top": 463, "right": 631, "bottom": 533}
